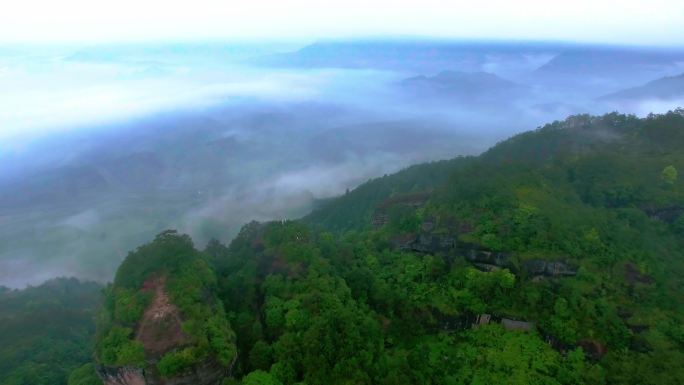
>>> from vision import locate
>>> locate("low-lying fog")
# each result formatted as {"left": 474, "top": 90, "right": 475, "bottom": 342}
{"left": 1, "top": 40, "right": 684, "bottom": 287}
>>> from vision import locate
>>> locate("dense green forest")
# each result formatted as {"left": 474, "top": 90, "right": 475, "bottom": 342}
{"left": 2, "top": 110, "right": 684, "bottom": 384}
{"left": 0, "top": 278, "right": 102, "bottom": 385}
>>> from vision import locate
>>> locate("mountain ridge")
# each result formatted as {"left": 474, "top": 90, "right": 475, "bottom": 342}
{"left": 94, "top": 109, "right": 684, "bottom": 384}
{"left": 600, "top": 73, "right": 684, "bottom": 101}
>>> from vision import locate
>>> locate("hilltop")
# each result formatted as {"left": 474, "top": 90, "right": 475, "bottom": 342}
{"left": 93, "top": 230, "right": 237, "bottom": 384}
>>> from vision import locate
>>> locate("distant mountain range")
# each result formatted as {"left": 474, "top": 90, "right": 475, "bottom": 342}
{"left": 259, "top": 41, "right": 684, "bottom": 72}
{"left": 600, "top": 73, "right": 684, "bottom": 101}
{"left": 400, "top": 71, "right": 529, "bottom": 103}
{"left": 259, "top": 41, "right": 684, "bottom": 94}
{"left": 534, "top": 47, "right": 684, "bottom": 78}
{"left": 256, "top": 40, "right": 564, "bottom": 76}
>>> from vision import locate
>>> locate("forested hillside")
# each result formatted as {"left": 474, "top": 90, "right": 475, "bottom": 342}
{"left": 0, "top": 278, "right": 102, "bottom": 385}
{"left": 308, "top": 110, "right": 684, "bottom": 359}
{"left": 52, "top": 109, "right": 684, "bottom": 384}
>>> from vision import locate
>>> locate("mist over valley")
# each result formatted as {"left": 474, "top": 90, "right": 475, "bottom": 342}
{"left": 2, "top": 40, "right": 684, "bottom": 287}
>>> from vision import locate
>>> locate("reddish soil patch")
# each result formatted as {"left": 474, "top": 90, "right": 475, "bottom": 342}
{"left": 135, "top": 276, "right": 189, "bottom": 358}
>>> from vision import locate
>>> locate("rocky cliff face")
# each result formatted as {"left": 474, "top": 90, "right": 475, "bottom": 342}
{"left": 642, "top": 205, "right": 683, "bottom": 223}
{"left": 389, "top": 222, "right": 578, "bottom": 277}
{"left": 387, "top": 220, "right": 578, "bottom": 278}
{"left": 371, "top": 191, "right": 431, "bottom": 228}
{"left": 392, "top": 223, "right": 577, "bottom": 278}
{"left": 153, "top": 361, "right": 227, "bottom": 385}
{"left": 462, "top": 247, "right": 511, "bottom": 269}
{"left": 97, "top": 366, "right": 145, "bottom": 385}
{"left": 97, "top": 361, "right": 227, "bottom": 385}
{"left": 523, "top": 260, "right": 577, "bottom": 277}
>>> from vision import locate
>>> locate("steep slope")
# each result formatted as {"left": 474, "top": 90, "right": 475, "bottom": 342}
{"left": 307, "top": 111, "right": 682, "bottom": 231}
{"left": 94, "top": 230, "right": 237, "bottom": 385}
{"left": 304, "top": 157, "right": 469, "bottom": 233}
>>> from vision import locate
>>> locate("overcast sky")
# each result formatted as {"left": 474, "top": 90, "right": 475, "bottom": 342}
{"left": 1, "top": 0, "right": 683, "bottom": 45}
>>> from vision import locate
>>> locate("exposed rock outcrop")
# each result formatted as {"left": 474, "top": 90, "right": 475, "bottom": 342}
{"left": 462, "top": 248, "right": 512, "bottom": 270}
{"left": 471, "top": 313, "right": 534, "bottom": 331}
{"left": 391, "top": 233, "right": 418, "bottom": 250}
{"left": 371, "top": 191, "right": 431, "bottom": 228}
{"left": 501, "top": 318, "right": 535, "bottom": 332}
{"left": 624, "top": 263, "right": 654, "bottom": 285}
{"left": 389, "top": 227, "right": 578, "bottom": 280}
{"left": 523, "top": 260, "right": 577, "bottom": 277}
{"left": 442, "top": 312, "right": 602, "bottom": 361}
{"left": 145, "top": 361, "right": 227, "bottom": 385}
{"left": 371, "top": 212, "right": 390, "bottom": 228}
{"left": 411, "top": 233, "right": 456, "bottom": 254}
{"left": 97, "top": 361, "right": 227, "bottom": 385}
{"left": 472, "top": 313, "right": 491, "bottom": 327}
{"left": 642, "top": 205, "right": 683, "bottom": 223}
{"left": 98, "top": 366, "right": 145, "bottom": 385}
{"left": 472, "top": 263, "right": 502, "bottom": 272}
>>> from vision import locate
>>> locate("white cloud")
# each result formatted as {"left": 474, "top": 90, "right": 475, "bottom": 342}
{"left": 0, "top": 54, "right": 327, "bottom": 142}
{"left": 1, "top": 0, "right": 683, "bottom": 44}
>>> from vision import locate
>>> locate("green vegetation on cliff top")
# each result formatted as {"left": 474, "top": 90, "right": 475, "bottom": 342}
{"left": 95, "top": 231, "right": 237, "bottom": 378}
